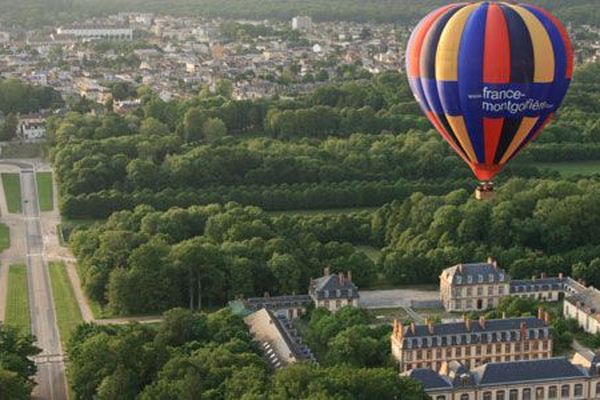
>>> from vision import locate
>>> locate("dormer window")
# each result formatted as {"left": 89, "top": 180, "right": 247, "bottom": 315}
{"left": 478, "top": 275, "right": 483, "bottom": 283}
{"left": 499, "top": 273, "right": 504, "bottom": 281}
{"left": 467, "top": 276, "right": 473, "bottom": 284}
{"left": 489, "top": 274, "right": 494, "bottom": 283}
{"left": 456, "top": 276, "right": 462, "bottom": 284}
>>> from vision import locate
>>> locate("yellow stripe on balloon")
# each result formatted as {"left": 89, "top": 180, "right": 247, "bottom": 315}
{"left": 507, "top": 4, "right": 555, "bottom": 83}
{"left": 500, "top": 117, "right": 540, "bottom": 164}
{"left": 436, "top": 4, "right": 478, "bottom": 81}
{"left": 446, "top": 115, "right": 478, "bottom": 162}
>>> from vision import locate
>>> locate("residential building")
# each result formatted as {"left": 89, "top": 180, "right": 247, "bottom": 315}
{"left": 403, "top": 355, "right": 600, "bottom": 400}
{"left": 440, "top": 259, "right": 510, "bottom": 312}
{"left": 308, "top": 268, "right": 359, "bottom": 312}
{"left": 292, "top": 16, "right": 312, "bottom": 32}
{"left": 56, "top": 24, "right": 133, "bottom": 40}
{"left": 391, "top": 313, "right": 553, "bottom": 372}
{"left": 244, "top": 308, "right": 316, "bottom": 369}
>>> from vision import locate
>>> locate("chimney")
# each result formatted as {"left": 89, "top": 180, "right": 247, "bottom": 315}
{"left": 464, "top": 315, "right": 471, "bottom": 331}
{"left": 541, "top": 272, "right": 547, "bottom": 279}
{"left": 538, "top": 308, "right": 544, "bottom": 320}
{"left": 324, "top": 267, "right": 330, "bottom": 276}
{"left": 264, "top": 291, "right": 270, "bottom": 298}
{"left": 487, "top": 256, "right": 494, "bottom": 264}
{"left": 458, "top": 264, "right": 463, "bottom": 273}
{"left": 559, "top": 272, "right": 564, "bottom": 279}
{"left": 347, "top": 270, "right": 352, "bottom": 282}
{"left": 479, "top": 316, "right": 486, "bottom": 329}
{"left": 338, "top": 272, "right": 344, "bottom": 284}
{"left": 502, "top": 312, "right": 506, "bottom": 319}
{"left": 410, "top": 322, "right": 416, "bottom": 335}
{"left": 532, "top": 275, "right": 537, "bottom": 281}
{"left": 427, "top": 318, "right": 434, "bottom": 334}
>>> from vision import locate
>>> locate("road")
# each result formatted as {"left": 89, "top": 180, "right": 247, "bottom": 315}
{"left": 14, "top": 163, "right": 67, "bottom": 400}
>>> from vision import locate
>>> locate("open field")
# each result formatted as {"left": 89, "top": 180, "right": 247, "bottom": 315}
{"left": 0, "top": 223, "right": 10, "bottom": 253}
{"left": 5, "top": 264, "right": 30, "bottom": 334}
{"left": 36, "top": 172, "right": 54, "bottom": 211}
{"left": 267, "top": 206, "right": 379, "bottom": 217}
{"left": 1, "top": 173, "right": 22, "bottom": 213}
{"left": 533, "top": 161, "right": 600, "bottom": 177}
{"left": 48, "top": 261, "right": 83, "bottom": 345}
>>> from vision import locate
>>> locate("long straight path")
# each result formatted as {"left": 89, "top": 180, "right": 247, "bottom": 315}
{"left": 19, "top": 167, "right": 68, "bottom": 400}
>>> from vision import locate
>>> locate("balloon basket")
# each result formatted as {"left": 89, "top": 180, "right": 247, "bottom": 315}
{"left": 475, "top": 182, "right": 496, "bottom": 201}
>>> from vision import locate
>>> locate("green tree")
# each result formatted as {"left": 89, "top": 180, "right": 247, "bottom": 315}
{"left": 0, "top": 113, "right": 17, "bottom": 141}
{"left": 202, "top": 117, "right": 227, "bottom": 142}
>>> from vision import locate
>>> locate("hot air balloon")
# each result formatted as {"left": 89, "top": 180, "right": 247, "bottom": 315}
{"left": 406, "top": 1, "right": 573, "bottom": 199}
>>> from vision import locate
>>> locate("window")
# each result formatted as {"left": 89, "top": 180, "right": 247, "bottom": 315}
{"left": 488, "top": 286, "right": 494, "bottom": 295}
{"left": 468, "top": 276, "right": 473, "bottom": 284}
{"left": 478, "top": 274, "right": 484, "bottom": 283}
{"left": 499, "top": 286, "right": 505, "bottom": 294}
{"left": 523, "top": 388, "right": 531, "bottom": 400}
{"left": 489, "top": 274, "right": 495, "bottom": 283}
{"left": 483, "top": 392, "right": 492, "bottom": 400}
{"left": 549, "top": 386, "right": 557, "bottom": 399}
{"left": 562, "top": 385, "right": 570, "bottom": 398}
{"left": 436, "top": 397, "right": 446, "bottom": 400}
{"left": 460, "top": 395, "right": 469, "bottom": 400}
{"left": 575, "top": 384, "right": 583, "bottom": 397}
{"left": 477, "top": 287, "right": 484, "bottom": 296}
{"left": 509, "top": 389, "right": 518, "bottom": 400}
{"left": 499, "top": 273, "right": 505, "bottom": 281}
{"left": 496, "top": 391, "right": 505, "bottom": 400}
{"left": 536, "top": 387, "right": 544, "bottom": 400}
{"left": 456, "top": 276, "right": 462, "bottom": 284}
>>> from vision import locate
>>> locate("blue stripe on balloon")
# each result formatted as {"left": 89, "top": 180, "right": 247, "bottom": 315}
{"left": 422, "top": 78, "right": 446, "bottom": 115}
{"left": 458, "top": 2, "right": 488, "bottom": 163}
{"left": 438, "top": 81, "right": 462, "bottom": 116}
{"left": 500, "top": 4, "right": 535, "bottom": 84}
{"left": 408, "top": 77, "right": 432, "bottom": 113}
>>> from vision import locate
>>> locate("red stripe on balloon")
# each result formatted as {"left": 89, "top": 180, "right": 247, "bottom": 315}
{"left": 483, "top": 3, "right": 511, "bottom": 83}
{"left": 408, "top": 4, "right": 457, "bottom": 78}
{"left": 483, "top": 118, "right": 504, "bottom": 165}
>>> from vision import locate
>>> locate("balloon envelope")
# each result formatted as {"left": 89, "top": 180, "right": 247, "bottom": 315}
{"left": 406, "top": 1, "right": 573, "bottom": 181}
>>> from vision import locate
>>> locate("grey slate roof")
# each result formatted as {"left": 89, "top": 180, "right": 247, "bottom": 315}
{"left": 444, "top": 262, "right": 509, "bottom": 286}
{"left": 403, "top": 317, "right": 547, "bottom": 338}
{"left": 565, "top": 286, "right": 600, "bottom": 317}
{"left": 309, "top": 273, "right": 359, "bottom": 300}
{"left": 404, "top": 369, "right": 452, "bottom": 390}
{"left": 244, "top": 295, "right": 312, "bottom": 312}
{"left": 510, "top": 277, "right": 567, "bottom": 293}
{"left": 408, "top": 358, "right": 591, "bottom": 393}
{"left": 473, "top": 357, "right": 587, "bottom": 386}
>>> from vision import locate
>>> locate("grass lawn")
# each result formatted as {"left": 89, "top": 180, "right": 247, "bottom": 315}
{"left": 0, "top": 223, "right": 10, "bottom": 253}
{"left": 36, "top": 172, "right": 54, "bottom": 211}
{"left": 1, "top": 173, "right": 22, "bottom": 213}
{"left": 267, "top": 207, "right": 379, "bottom": 217}
{"left": 5, "top": 264, "right": 30, "bottom": 334}
{"left": 48, "top": 261, "right": 83, "bottom": 345}
{"left": 532, "top": 161, "right": 600, "bottom": 177}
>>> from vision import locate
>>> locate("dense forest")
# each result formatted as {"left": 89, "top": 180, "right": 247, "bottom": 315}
{"left": 51, "top": 63, "right": 600, "bottom": 219}
{"left": 2, "top": 0, "right": 600, "bottom": 28}
{"left": 67, "top": 307, "right": 427, "bottom": 399}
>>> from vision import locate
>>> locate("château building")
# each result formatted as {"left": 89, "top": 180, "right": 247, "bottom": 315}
{"left": 391, "top": 311, "right": 552, "bottom": 372}
{"left": 440, "top": 259, "right": 510, "bottom": 312}
{"left": 404, "top": 355, "right": 600, "bottom": 400}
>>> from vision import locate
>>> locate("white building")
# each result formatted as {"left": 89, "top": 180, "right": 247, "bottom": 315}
{"left": 56, "top": 25, "right": 133, "bottom": 41}
{"left": 564, "top": 285, "right": 600, "bottom": 335}
{"left": 292, "top": 16, "right": 312, "bottom": 32}
{"left": 17, "top": 116, "right": 46, "bottom": 140}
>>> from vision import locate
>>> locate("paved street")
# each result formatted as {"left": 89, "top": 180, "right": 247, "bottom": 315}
{"left": 0, "top": 161, "right": 68, "bottom": 400}
{"left": 21, "top": 168, "right": 68, "bottom": 400}
{"left": 359, "top": 287, "right": 440, "bottom": 309}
